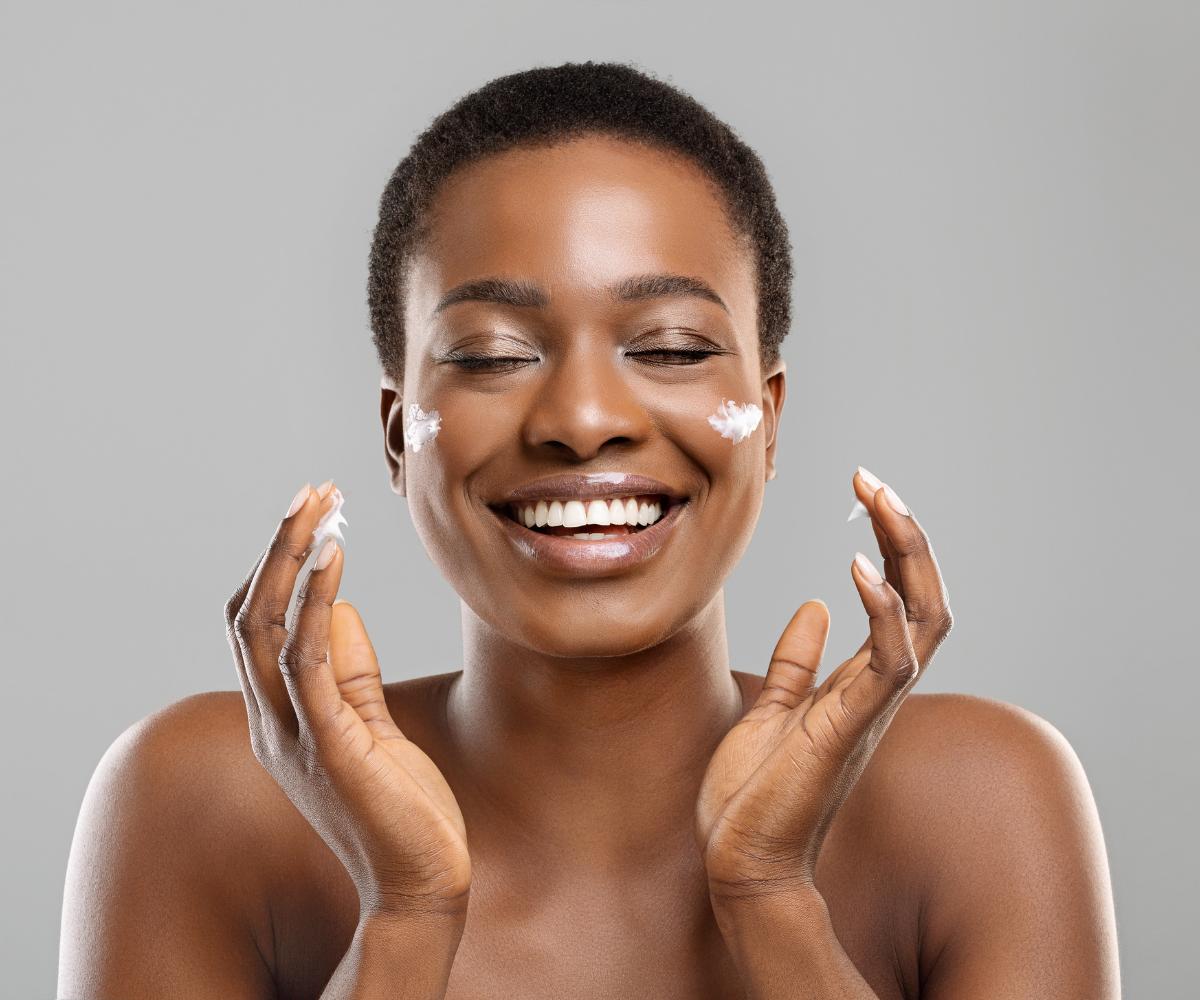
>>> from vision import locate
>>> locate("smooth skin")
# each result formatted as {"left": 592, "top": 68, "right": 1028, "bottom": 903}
{"left": 60, "top": 138, "right": 1120, "bottom": 999}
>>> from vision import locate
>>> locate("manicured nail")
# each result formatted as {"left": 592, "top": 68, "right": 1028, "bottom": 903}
{"left": 857, "top": 466, "right": 884, "bottom": 493}
{"left": 317, "top": 480, "right": 335, "bottom": 500}
{"left": 854, "top": 551, "right": 883, "bottom": 585}
{"left": 287, "top": 484, "right": 311, "bottom": 517}
{"left": 314, "top": 539, "right": 338, "bottom": 571}
{"left": 883, "top": 484, "right": 908, "bottom": 516}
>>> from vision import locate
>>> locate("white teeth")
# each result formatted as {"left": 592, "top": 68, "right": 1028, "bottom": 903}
{"left": 563, "top": 500, "right": 587, "bottom": 528}
{"left": 513, "top": 494, "right": 668, "bottom": 532}
{"left": 586, "top": 500, "right": 611, "bottom": 525}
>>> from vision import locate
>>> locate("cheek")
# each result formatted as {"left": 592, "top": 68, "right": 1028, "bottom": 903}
{"left": 403, "top": 395, "right": 506, "bottom": 542}
{"left": 652, "top": 386, "right": 767, "bottom": 499}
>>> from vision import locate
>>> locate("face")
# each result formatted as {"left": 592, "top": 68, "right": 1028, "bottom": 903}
{"left": 382, "top": 136, "right": 786, "bottom": 658}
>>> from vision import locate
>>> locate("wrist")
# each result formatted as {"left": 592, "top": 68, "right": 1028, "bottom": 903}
{"left": 320, "top": 910, "right": 465, "bottom": 1000}
{"left": 710, "top": 885, "right": 843, "bottom": 996}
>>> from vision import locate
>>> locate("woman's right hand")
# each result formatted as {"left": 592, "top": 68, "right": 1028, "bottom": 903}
{"left": 225, "top": 483, "right": 471, "bottom": 927}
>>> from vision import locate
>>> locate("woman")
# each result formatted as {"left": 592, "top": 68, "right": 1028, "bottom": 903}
{"left": 59, "top": 63, "right": 1119, "bottom": 998}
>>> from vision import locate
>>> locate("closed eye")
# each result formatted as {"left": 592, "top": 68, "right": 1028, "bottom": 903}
{"left": 441, "top": 351, "right": 539, "bottom": 372}
{"left": 626, "top": 347, "right": 724, "bottom": 366}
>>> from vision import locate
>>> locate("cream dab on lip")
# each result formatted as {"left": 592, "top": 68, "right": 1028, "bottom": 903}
{"left": 708, "top": 400, "right": 762, "bottom": 443}
{"left": 506, "top": 495, "right": 666, "bottom": 539}
{"left": 404, "top": 403, "right": 441, "bottom": 453}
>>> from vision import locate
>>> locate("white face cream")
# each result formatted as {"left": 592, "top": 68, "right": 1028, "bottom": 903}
{"left": 707, "top": 400, "right": 763, "bottom": 444}
{"left": 847, "top": 499, "right": 870, "bottom": 521}
{"left": 310, "top": 487, "right": 347, "bottom": 554}
{"left": 405, "top": 403, "right": 441, "bottom": 453}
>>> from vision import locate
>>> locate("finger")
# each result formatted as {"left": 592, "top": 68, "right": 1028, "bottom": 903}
{"left": 854, "top": 469, "right": 952, "bottom": 665}
{"left": 329, "top": 601, "right": 402, "bottom": 736}
{"left": 753, "top": 601, "right": 830, "bottom": 714}
{"left": 301, "top": 480, "right": 343, "bottom": 559}
{"left": 233, "top": 484, "right": 323, "bottom": 728}
{"left": 838, "top": 552, "right": 919, "bottom": 732}
{"left": 278, "top": 540, "right": 349, "bottom": 739}
{"left": 870, "top": 518, "right": 902, "bottom": 594}
{"left": 225, "top": 550, "right": 266, "bottom": 723}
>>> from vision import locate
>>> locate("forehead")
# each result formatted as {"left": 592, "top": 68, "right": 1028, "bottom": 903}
{"left": 407, "top": 136, "right": 754, "bottom": 317}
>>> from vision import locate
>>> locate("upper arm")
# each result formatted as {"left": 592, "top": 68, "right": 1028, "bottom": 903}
{"left": 59, "top": 693, "right": 276, "bottom": 999}
{"left": 903, "top": 696, "right": 1120, "bottom": 999}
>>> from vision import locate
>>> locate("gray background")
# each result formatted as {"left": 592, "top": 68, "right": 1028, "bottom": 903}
{"left": 2, "top": 1, "right": 1196, "bottom": 996}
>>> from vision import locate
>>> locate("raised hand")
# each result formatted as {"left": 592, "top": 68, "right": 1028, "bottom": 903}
{"left": 696, "top": 468, "right": 952, "bottom": 902}
{"left": 225, "top": 483, "right": 471, "bottom": 926}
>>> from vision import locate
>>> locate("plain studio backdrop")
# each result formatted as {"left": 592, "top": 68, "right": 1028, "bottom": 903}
{"left": 2, "top": 1, "right": 1196, "bottom": 995}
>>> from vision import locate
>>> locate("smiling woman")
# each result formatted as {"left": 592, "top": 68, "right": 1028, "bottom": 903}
{"left": 58, "top": 63, "right": 1119, "bottom": 1000}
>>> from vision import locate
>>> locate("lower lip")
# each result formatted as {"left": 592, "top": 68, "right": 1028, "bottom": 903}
{"left": 493, "top": 502, "right": 685, "bottom": 576}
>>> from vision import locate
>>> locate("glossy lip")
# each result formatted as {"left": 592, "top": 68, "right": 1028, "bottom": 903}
{"left": 491, "top": 472, "right": 682, "bottom": 505}
{"left": 492, "top": 498, "right": 686, "bottom": 576}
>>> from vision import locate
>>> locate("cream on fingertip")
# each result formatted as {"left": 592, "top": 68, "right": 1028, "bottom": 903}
{"left": 847, "top": 499, "right": 870, "bottom": 522}
{"left": 310, "top": 487, "right": 347, "bottom": 554}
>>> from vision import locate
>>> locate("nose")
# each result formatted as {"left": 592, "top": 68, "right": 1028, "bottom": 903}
{"left": 522, "top": 348, "right": 652, "bottom": 461}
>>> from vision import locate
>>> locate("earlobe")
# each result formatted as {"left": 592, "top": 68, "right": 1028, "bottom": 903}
{"left": 381, "top": 379, "right": 407, "bottom": 498}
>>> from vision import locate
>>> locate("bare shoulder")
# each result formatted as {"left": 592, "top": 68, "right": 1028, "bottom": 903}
{"left": 836, "top": 693, "right": 1120, "bottom": 999}
{"left": 60, "top": 692, "right": 296, "bottom": 995}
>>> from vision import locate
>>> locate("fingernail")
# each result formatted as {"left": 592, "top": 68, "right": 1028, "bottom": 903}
{"left": 857, "top": 466, "right": 884, "bottom": 493}
{"left": 317, "top": 480, "right": 335, "bottom": 500}
{"left": 883, "top": 484, "right": 908, "bottom": 516}
{"left": 854, "top": 551, "right": 883, "bottom": 585}
{"left": 287, "top": 484, "right": 311, "bottom": 517}
{"left": 314, "top": 539, "right": 338, "bottom": 571}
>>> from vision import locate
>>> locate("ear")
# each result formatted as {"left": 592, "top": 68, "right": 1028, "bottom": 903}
{"left": 761, "top": 358, "right": 787, "bottom": 483}
{"left": 381, "top": 375, "right": 406, "bottom": 497}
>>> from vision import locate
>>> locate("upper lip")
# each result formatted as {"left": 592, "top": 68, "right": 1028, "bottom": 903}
{"left": 492, "top": 472, "right": 683, "bottom": 505}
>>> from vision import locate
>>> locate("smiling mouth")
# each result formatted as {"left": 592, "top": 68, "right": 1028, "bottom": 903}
{"left": 504, "top": 494, "right": 667, "bottom": 539}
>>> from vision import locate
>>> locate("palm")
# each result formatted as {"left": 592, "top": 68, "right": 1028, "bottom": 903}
{"left": 321, "top": 603, "right": 471, "bottom": 905}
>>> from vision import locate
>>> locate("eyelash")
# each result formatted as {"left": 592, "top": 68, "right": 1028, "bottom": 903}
{"left": 627, "top": 348, "right": 721, "bottom": 366}
{"left": 445, "top": 353, "right": 538, "bottom": 372}
{"left": 443, "top": 346, "right": 721, "bottom": 371}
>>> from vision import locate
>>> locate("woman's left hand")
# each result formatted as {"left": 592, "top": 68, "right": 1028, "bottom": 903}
{"left": 696, "top": 468, "right": 953, "bottom": 904}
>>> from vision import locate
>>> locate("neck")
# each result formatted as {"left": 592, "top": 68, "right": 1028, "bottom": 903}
{"left": 447, "top": 589, "right": 743, "bottom": 847}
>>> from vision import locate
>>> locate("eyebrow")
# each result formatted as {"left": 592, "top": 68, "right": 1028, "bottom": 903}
{"left": 435, "top": 277, "right": 550, "bottom": 313}
{"left": 433, "top": 272, "right": 729, "bottom": 315}
{"left": 613, "top": 274, "right": 729, "bottom": 313}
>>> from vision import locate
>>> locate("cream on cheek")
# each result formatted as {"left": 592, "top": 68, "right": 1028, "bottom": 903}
{"left": 404, "top": 403, "right": 442, "bottom": 453}
{"left": 707, "top": 399, "right": 763, "bottom": 443}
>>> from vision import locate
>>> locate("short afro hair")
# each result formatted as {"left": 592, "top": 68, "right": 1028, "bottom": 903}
{"left": 368, "top": 62, "right": 792, "bottom": 377}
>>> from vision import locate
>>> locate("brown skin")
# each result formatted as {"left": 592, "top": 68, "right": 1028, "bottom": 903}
{"left": 59, "top": 138, "right": 1120, "bottom": 999}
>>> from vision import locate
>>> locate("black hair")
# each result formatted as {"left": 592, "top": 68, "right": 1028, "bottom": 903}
{"left": 368, "top": 62, "right": 792, "bottom": 376}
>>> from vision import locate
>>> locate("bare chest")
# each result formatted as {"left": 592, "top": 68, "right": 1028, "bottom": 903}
{"left": 266, "top": 829, "right": 915, "bottom": 1000}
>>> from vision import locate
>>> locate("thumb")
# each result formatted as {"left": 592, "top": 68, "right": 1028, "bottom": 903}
{"left": 754, "top": 600, "right": 830, "bottom": 713}
{"left": 329, "top": 601, "right": 397, "bottom": 731}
